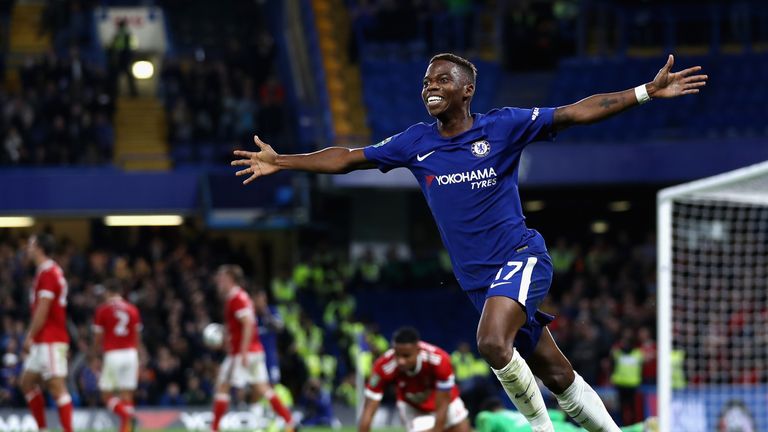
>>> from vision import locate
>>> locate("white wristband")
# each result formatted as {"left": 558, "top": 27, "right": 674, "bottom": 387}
{"left": 634, "top": 84, "right": 651, "bottom": 104}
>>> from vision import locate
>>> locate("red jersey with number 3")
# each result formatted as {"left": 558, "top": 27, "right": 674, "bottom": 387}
{"left": 93, "top": 297, "right": 141, "bottom": 351}
{"left": 366, "top": 341, "right": 459, "bottom": 412}
{"left": 30, "top": 260, "right": 69, "bottom": 343}
{"left": 225, "top": 286, "right": 263, "bottom": 354}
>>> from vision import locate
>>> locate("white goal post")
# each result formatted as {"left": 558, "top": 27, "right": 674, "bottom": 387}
{"left": 657, "top": 160, "right": 768, "bottom": 432}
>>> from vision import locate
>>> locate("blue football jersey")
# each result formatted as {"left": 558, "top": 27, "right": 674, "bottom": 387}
{"left": 363, "top": 107, "right": 556, "bottom": 291}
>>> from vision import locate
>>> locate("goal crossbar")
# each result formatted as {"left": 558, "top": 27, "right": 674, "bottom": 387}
{"left": 657, "top": 159, "right": 768, "bottom": 432}
{"left": 659, "top": 160, "right": 768, "bottom": 201}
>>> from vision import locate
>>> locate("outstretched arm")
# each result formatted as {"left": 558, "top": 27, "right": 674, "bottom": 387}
{"left": 552, "top": 54, "right": 707, "bottom": 131}
{"left": 231, "top": 136, "right": 376, "bottom": 184}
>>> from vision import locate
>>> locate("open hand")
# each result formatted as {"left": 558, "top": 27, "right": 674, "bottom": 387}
{"left": 231, "top": 136, "right": 281, "bottom": 185}
{"left": 648, "top": 54, "right": 708, "bottom": 99}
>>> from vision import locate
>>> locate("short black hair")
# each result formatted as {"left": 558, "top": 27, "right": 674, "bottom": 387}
{"left": 34, "top": 233, "right": 56, "bottom": 256}
{"left": 429, "top": 53, "right": 477, "bottom": 85}
{"left": 392, "top": 326, "right": 420, "bottom": 344}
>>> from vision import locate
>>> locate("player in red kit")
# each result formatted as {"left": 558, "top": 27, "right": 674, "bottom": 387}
{"left": 19, "top": 234, "right": 74, "bottom": 432}
{"left": 210, "top": 265, "right": 295, "bottom": 432}
{"left": 360, "top": 327, "right": 471, "bottom": 432}
{"left": 92, "top": 280, "right": 142, "bottom": 432}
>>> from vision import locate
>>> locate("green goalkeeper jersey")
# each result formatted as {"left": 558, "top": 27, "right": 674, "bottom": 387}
{"left": 476, "top": 409, "right": 646, "bottom": 432}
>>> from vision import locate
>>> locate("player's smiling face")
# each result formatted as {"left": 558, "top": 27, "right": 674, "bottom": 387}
{"left": 394, "top": 342, "right": 419, "bottom": 372}
{"left": 422, "top": 60, "right": 473, "bottom": 118}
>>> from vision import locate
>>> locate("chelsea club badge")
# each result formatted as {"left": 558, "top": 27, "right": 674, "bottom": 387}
{"left": 471, "top": 140, "right": 490, "bottom": 158}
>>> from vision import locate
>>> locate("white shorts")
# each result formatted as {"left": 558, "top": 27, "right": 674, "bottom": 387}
{"left": 99, "top": 348, "right": 139, "bottom": 391}
{"left": 397, "top": 397, "right": 469, "bottom": 432}
{"left": 216, "top": 352, "right": 269, "bottom": 388}
{"left": 23, "top": 343, "right": 68, "bottom": 380}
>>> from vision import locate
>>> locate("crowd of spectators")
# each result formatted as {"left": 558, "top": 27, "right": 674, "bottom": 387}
{"left": 1, "top": 50, "right": 115, "bottom": 166}
{"left": 348, "top": 0, "right": 766, "bottom": 71}
{"left": 159, "top": 0, "right": 291, "bottom": 163}
{"left": 0, "top": 224, "right": 665, "bottom": 422}
{"left": 160, "top": 36, "right": 289, "bottom": 163}
{"left": 0, "top": 227, "right": 388, "bottom": 419}
{"left": 1, "top": 227, "right": 226, "bottom": 407}
{"left": 346, "top": 0, "right": 578, "bottom": 68}
{"left": 546, "top": 234, "right": 658, "bottom": 388}
{"left": 1, "top": 0, "right": 288, "bottom": 166}
{"left": 40, "top": 0, "right": 97, "bottom": 56}
{"left": 348, "top": 0, "right": 482, "bottom": 60}
{"left": 1, "top": 0, "right": 115, "bottom": 166}
{"left": 4, "top": 218, "right": 761, "bottom": 424}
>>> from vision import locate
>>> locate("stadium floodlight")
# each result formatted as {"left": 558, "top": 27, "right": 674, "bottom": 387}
{"left": 657, "top": 160, "right": 768, "bottom": 432}
{"left": 0, "top": 216, "right": 34, "bottom": 227}
{"left": 608, "top": 200, "right": 632, "bottom": 212}
{"left": 131, "top": 60, "right": 154, "bottom": 79}
{"left": 590, "top": 220, "right": 609, "bottom": 233}
{"left": 524, "top": 200, "right": 546, "bottom": 212}
{"left": 104, "top": 215, "right": 183, "bottom": 226}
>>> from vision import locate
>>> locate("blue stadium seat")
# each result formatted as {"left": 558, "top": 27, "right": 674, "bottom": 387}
{"left": 362, "top": 53, "right": 768, "bottom": 143}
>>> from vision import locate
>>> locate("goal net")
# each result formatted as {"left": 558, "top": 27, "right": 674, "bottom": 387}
{"left": 657, "top": 161, "right": 768, "bottom": 432}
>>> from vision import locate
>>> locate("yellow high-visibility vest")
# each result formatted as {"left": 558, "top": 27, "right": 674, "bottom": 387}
{"left": 611, "top": 348, "right": 643, "bottom": 388}
{"left": 671, "top": 349, "right": 687, "bottom": 389}
{"left": 451, "top": 352, "right": 475, "bottom": 382}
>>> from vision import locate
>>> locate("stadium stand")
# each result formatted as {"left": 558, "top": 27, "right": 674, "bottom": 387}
{"left": 360, "top": 50, "right": 768, "bottom": 144}
{"left": 548, "top": 54, "right": 768, "bottom": 142}
{"left": 349, "top": 1, "right": 768, "bottom": 144}
{"left": 1, "top": 0, "right": 114, "bottom": 166}
{"left": 1, "top": 50, "right": 115, "bottom": 165}
{"left": 159, "top": 0, "right": 289, "bottom": 164}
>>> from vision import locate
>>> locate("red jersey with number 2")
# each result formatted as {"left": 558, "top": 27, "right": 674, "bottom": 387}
{"left": 93, "top": 297, "right": 141, "bottom": 351}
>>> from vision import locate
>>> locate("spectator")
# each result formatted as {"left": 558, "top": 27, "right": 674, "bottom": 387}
{"left": 183, "top": 375, "right": 209, "bottom": 405}
{"left": 298, "top": 378, "right": 334, "bottom": 426}
{"left": 638, "top": 326, "right": 657, "bottom": 385}
{"left": 2, "top": 126, "right": 22, "bottom": 163}
{"left": 0, "top": 351, "right": 24, "bottom": 407}
{"left": 108, "top": 19, "right": 137, "bottom": 97}
{"left": 159, "top": 382, "right": 186, "bottom": 406}
{"left": 334, "top": 373, "right": 357, "bottom": 407}
{"left": 611, "top": 330, "right": 644, "bottom": 426}
{"left": 77, "top": 355, "right": 102, "bottom": 407}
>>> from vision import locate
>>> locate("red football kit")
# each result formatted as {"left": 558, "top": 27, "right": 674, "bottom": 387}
{"left": 366, "top": 341, "right": 460, "bottom": 411}
{"left": 225, "top": 287, "right": 263, "bottom": 354}
{"left": 30, "top": 260, "right": 69, "bottom": 343}
{"left": 93, "top": 297, "right": 141, "bottom": 351}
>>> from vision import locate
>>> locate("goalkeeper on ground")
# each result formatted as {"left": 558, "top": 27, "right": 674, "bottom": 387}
{"left": 475, "top": 399, "right": 656, "bottom": 432}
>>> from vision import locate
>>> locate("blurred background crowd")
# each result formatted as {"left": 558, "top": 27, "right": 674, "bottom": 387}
{"left": 0, "top": 222, "right": 660, "bottom": 425}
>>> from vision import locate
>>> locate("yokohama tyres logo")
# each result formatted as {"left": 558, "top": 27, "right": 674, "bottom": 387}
{"left": 426, "top": 167, "right": 498, "bottom": 190}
